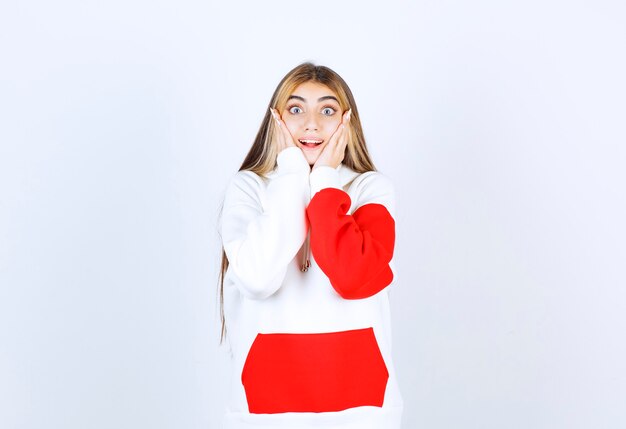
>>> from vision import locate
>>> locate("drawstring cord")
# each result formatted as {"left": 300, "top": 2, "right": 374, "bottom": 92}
{"left": 301, "top": 190, "right": 312, "bottom": 272}
{"left": 301, "top": 230, "right": 311, "bottom": 272}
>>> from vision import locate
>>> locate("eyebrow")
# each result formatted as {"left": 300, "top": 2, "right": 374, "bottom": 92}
{"left": 288, "top": 95, "right": 339, "bottom": 103}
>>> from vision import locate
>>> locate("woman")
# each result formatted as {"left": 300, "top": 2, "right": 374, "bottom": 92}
{"left": 217, "top": 62, "right": 403, "bottom": 428}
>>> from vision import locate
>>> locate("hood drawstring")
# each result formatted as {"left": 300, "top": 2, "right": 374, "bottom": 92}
{"left": 301, "top": 229, "right": 311, "bottom": 272}
{"left": 301, "top": 190, "right": 312, "bottom": 272}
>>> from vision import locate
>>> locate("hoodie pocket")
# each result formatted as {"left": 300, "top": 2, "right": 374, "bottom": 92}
{"left": 241, "top": 327, "right": 389, "bottom": 414}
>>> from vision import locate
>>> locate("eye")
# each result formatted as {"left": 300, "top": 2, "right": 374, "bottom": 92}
{"left": 288, "top": 105, "right": 302, "bottom": 114}
{"left": 322, "top": 107, "right": 336, "bottom": 116}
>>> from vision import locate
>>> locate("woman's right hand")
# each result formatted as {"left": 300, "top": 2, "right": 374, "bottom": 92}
{"left": 269, "top": 107, "right": 299, "bottom": 152}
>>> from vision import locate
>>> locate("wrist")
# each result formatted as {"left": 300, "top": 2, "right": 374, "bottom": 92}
{"left": 310, "top": 164, "right": 342, "bottom": 196}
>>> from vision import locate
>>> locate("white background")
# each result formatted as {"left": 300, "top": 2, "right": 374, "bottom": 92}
{"left": 1, "top": 1, "right": 625, "bottom": 428}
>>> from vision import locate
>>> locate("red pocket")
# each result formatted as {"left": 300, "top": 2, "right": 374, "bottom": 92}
{"left": 241, "top": 327, "right": 389, "bottom": 414}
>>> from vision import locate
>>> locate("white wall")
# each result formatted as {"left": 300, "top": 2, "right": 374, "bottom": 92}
{"left": 1, "top": 1, "right": 625, "bottom": 428}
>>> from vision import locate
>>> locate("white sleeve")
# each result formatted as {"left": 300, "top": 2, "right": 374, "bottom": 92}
{"left": 220, "top": 147, "right": 310, "bottom": 300}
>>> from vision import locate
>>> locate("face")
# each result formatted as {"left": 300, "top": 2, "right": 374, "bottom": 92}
{"left": 281, "top": 81, "right": 344, "bottom": 166}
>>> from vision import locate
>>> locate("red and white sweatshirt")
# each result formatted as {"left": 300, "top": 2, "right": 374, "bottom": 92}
{"left": 220, "top": 146, "right": 403, "bottom": 429}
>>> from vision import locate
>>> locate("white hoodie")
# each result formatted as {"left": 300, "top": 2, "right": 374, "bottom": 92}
{"left": 220, "top": 146, "right": 403, "bottom": 429}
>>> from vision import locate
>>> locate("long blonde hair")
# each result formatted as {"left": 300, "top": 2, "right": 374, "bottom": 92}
{"left": 217, "top": 62, "right": 378, "bottom": 344}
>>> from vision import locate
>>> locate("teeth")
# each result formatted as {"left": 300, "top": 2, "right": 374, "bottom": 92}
{"left": 299, "top": 139, "right": 322, "bottom": 144}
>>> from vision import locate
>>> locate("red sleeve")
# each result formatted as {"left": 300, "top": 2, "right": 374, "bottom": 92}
{"left": 305, "top": 187, "right": 395, "bottom": 299}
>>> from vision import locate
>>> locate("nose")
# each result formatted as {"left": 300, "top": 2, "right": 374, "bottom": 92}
{"left": 304, "top": 112, "right": 319, "bottom": 131}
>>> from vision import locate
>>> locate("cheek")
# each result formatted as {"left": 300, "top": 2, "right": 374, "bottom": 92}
{"left": 282, "top": 118, "right": 298, "bottom": 136}
{"left": 323, "top": 119, "right": 341, "bottom": 137}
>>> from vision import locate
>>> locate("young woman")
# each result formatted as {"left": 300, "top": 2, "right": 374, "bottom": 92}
{"left": 217, "top": 62, "right": 403, "bottom": 428}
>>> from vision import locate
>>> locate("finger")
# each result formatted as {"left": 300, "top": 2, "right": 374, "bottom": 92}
{"left": 339, "top": 108, "right": 351, "bottom": 128}
{"left": 328, "top": 109, "right": 351, "bottom": 146}
{"left": 344, "top": 108, "right": 352, "bottom": 124}
{"left": 269, "top": 108, "right": 285, "bottom": 147}
{"left": 341, "top": 124, "right": 351, "bottom": 151}
{"left": 271, "top": 107, "right": 297, "bottom": 147}
{"left": 343, "top": 109, "right": 352, "bottom": 136}
{"left": 269, "top": 107, "right": 282, "bottom": 128}
{"left": 337, "top": 109, "right": 352, "bottom": 152}
{"left": 338, "top": 124, "right": 349, "bottom": 153}
{"left": 326, "top": 121, "right": 345, "bottom": 149}
{"left": 327, "top": 109, "right": 348, "bottom": 143}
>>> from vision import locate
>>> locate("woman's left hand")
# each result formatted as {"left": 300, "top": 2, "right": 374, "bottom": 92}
{"left": 312, "top": 109, "right": 352, "bottom": 171}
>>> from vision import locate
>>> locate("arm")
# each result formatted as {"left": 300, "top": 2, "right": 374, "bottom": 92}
{"left": 306, "top": 167, "right": 396, "bottom": 300}
{"left": 221, "top": 147, "right": 310, "bottom": 300}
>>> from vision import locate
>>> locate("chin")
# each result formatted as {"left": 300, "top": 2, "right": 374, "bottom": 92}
{"left": 305, "top": 156, "right": 319, "bottom": 166}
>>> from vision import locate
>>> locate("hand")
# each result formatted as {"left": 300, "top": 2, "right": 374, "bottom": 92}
{"left": 269, "top": 107, "right": 299, "bottom": 153}
{"left": 312, "top": 108, "right": 352, "bottom": 171}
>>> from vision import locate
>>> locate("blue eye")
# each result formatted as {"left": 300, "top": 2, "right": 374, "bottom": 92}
{"left": 289, "top": 106, "right": 302, "bottom": 114}
{"left": 322, "top": 107, "right": 336, "bottom": 115}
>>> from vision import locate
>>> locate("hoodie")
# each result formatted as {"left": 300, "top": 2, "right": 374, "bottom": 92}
{"left": 219, "top": 146, "right": 403, "bottom": 429}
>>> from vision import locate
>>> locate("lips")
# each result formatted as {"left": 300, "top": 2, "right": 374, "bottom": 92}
{"left": 298, "top": 137, "right": 324, "bottom": 148}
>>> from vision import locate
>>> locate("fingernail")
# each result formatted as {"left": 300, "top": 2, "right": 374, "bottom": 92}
{"left": 270, "top": 109, "right": 279, "bottom": 124}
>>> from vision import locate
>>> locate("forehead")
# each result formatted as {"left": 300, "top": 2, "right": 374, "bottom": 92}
{"left": 290, "top": 81, "right": 338, "bottom": 102}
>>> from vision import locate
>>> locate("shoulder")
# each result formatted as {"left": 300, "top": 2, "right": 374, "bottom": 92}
{"left": 228, "top": 169, "right": 267, "bottom": 188}
{"left": 348, "top": 170, "right": 396, "bottom": 217}
{"left": 353, "top": 170, "right": 395, "bottom": 196}
{"left": 224, "top": 170, "right": 267, "bottom": 201}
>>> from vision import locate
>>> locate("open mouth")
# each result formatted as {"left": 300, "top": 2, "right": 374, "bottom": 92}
{"left": 298, "top": 139, "right": 324, "bottom": 148}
